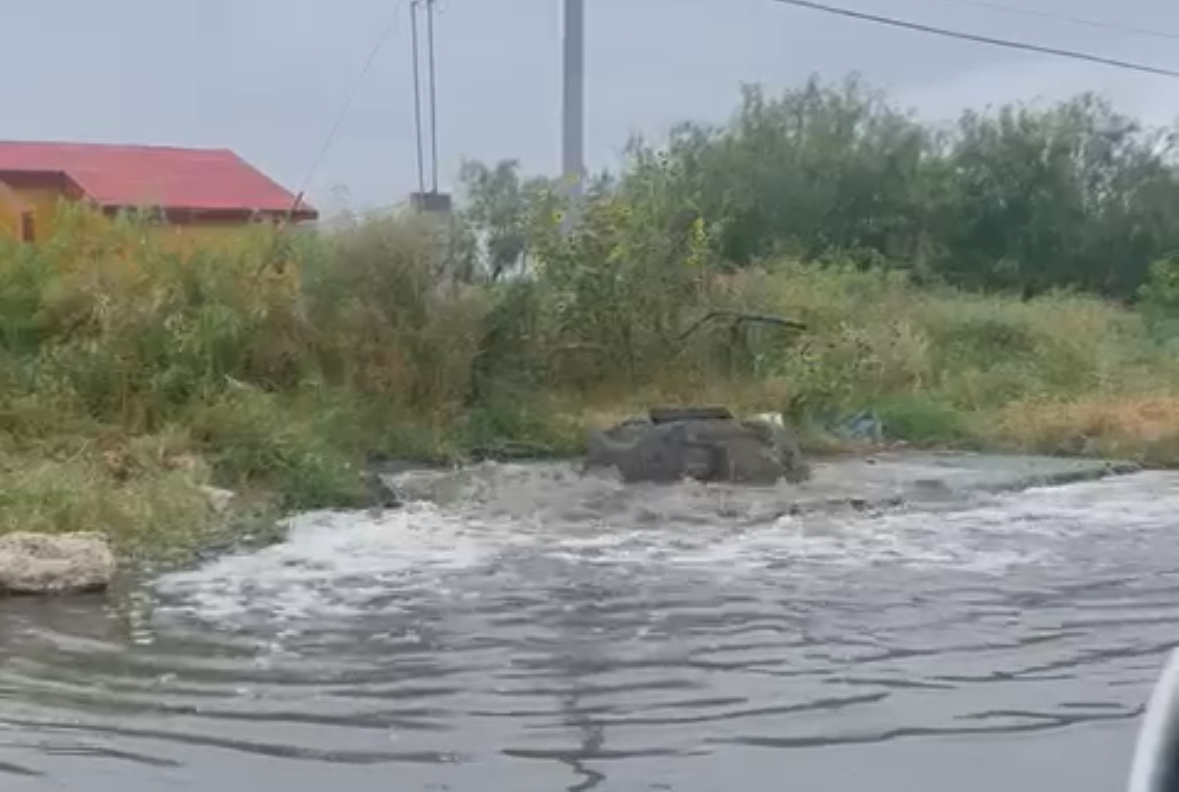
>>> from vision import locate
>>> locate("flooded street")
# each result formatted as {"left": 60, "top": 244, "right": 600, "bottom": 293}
{"left": 0, "top": 455, "right": 1175, "bottom": 791}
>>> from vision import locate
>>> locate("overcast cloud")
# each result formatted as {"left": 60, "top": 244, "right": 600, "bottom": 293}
{"left": 5, "top": 0, "right": 1178, "bottom": 212}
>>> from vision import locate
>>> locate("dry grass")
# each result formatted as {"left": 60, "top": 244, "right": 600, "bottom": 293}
{"left": 989, "top": 395, "right": 1179, "bottom": 465}
{"left": 0, "top": 442, "right": 219, "bottom": 559}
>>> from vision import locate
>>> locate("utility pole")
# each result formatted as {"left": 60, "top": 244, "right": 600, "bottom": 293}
{"left": 408, "top": 0, "right": 451, "bottom": 215}
{"left": 561, "top": 0, "right": 585, "bottom": 227}
{"left": 410, "top": 0, "right": 427, "bottom": 196}
{"left": 426, "top": 0, "right": 440, "bottom": 194}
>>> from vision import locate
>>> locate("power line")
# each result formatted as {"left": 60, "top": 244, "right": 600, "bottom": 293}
{"left": 289, "top": 1, "right": 403, "bottom": 216}
{"left": 915, "top": 0, "right": 1179, "bottom": 43}
{"left": 768, "top": 0, "right": 1179, "bottom": 79}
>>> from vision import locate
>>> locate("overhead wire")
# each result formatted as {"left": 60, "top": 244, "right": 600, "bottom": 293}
{"left": 287, "top": 1, "right": 403, "bottom": 218}
{"left": 912, "top": 0, "right": 1179, "bottom": 43}
{"left": 766, "top": 0, "right": 1179, "bottom": 79}
{"left": 281, "top": 0, "right": 1179, "bottom": 224}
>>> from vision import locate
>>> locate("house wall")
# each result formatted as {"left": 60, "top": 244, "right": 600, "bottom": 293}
{"left": 21, "top": 186, "right": 69, "bottom": 240}
{"left": 0, "top": 170, "right": 305, "bottom": 255}
{"left": 144, "top": 218, "right": 278, "bottom": 252}
{"left": 0, "top": 172, "right": 79, "bottom": 242}
{"left": 0, "top": 180, "right": 27, "bottom": 241}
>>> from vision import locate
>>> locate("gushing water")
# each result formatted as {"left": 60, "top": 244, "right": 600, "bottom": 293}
{"left": 1, "top": 455, "right": 1175, "bottom": 790}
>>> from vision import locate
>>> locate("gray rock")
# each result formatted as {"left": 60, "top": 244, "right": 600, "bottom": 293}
{"left": 0, "top": 532, "right": 116, "bottom": 595}
{"left": 362, "top": 469, "right": 403, "bottom": 510}
{"left": 584, "top": 412, "right": 810, "bottom": 485}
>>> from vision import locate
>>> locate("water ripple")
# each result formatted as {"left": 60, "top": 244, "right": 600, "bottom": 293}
{"left": 1, "top": 461, "right": 1178, "bottom": 790}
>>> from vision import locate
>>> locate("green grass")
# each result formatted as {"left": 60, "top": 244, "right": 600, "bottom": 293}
{"left": 870, "top": 397, "right": 974, "bottom": 446}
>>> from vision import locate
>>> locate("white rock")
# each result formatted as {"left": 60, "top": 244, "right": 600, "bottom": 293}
{"left": 0, "top": 532, "right": 116, "bottom": 594}
{"left": 199, "top": 485, "right": 236, "bottom": 514}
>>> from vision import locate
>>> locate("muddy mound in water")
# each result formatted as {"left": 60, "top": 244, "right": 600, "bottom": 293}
{"left": 382, "top": 460, "right": 811, "bottom": 526}
{"left": 374, "top": 453, "right": 1136, "bottom": 524}
{"left": 583, "top": 410, "right": 810, "bottom": 485}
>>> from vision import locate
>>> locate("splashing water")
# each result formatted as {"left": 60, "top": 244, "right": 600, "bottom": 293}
{"left": 2, "top": 455, "right": 1175, "bottom": 791}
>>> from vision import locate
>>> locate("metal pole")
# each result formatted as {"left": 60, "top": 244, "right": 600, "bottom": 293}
{"left": 410, "top": 0, "right": 427, "bottom": 195}
{"left": 562, "top": 0, "right": 585, "bottom": 226}
{"left": 426, "top": 0, "right": 440, "bottom": 193}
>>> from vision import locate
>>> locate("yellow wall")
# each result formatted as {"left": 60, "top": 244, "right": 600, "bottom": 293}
{"left": 145, "top": 219, "right": 270, "bottom": 253}
{"left": 17, "top": 186, "right": 69, "bottom": 241}
{"left": 0, "top": 182, "right": 83, "bottom": 243}
{"left": 0, "top": 190, "right": 22, "bottom": 241}
{"left": 0, "top": 181, "right": 275, "bottom": 251}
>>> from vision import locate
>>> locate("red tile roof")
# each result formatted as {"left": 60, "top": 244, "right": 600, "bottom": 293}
{"left": 0, "top": 140, "right": 316, "bottom": 219}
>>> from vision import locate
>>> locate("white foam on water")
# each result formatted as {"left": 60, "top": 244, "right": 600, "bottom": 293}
{"left": 153, "top": 502, "right": 523, "bottom": 625}
{"left": 152, "top": 470, "right": 1179, "bottom": 626}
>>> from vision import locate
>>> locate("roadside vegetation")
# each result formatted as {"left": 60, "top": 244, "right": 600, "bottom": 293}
{"left": 4, "top": 74, "right": 1179, "bottom": 558}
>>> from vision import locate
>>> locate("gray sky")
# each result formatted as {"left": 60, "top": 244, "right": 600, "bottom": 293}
{"left": 6, "top": 0, "right": 1178, "bottom": 214}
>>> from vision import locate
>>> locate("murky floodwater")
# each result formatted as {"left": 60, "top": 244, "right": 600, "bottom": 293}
{"left": 1, "top": 458, "right": 1176, "bottom": 791}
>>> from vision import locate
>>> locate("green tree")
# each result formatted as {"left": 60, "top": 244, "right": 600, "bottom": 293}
{"left": 454, "top": 159, "right": 552, "bottom": 280}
